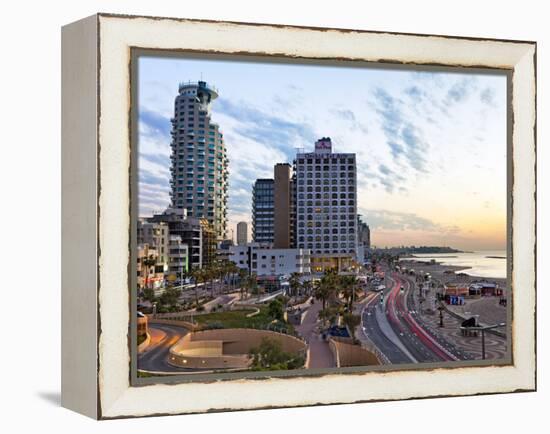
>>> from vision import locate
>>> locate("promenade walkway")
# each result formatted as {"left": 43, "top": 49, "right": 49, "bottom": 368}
{"left": 295, "top": 300, "right": 335, "bottom": 368}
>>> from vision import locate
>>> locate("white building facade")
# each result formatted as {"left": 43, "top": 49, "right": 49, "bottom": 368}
{"left": 168, "top": 235, "right": 189, "bottom": 280}
{"left": 229, "top": 243, "right": 311, "bottom": 276}
{"left": 294, "top": 137, "right": 358, "bottom": 272}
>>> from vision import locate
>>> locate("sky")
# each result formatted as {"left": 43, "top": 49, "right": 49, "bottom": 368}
{"left": 137, "top": 54, "right": 507, "bottom": 251}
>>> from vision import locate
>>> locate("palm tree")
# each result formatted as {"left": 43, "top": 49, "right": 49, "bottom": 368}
{"left": 142, "top": 255, "right": 157, "bottom": 290}
{"left": 340, "top": 275, "right": 359, "bottom": 311}
{"left": 218, "top": 260, "right": 231, "bottom": 293}
{"left": 190, "top": 267, "right": 206, "bottom": 307}
{"left": 302, "top": 279, "right": 312, "bottom": 297}
{"left": 314, "top": 272, "right": 335, "bottom": 310}
{"left": 227, "top": 262, "right": 240, "bottom": 291}
{"left": 204, "top": 264, "right": 217, "bottom": 298}
{"left": 238, "top": 268, "right": 248, "bottom": 300}
{"left": 319, "top": 306, "right": 338, "bottom": 328}
{"left": 241, "top": 273, "right": 257, "bottom": 299}
{"left": 342, "top": 312, "right": 361, "bottom": 343}
{"left": 288, "top": 272, "right": 302, "bottom": 297}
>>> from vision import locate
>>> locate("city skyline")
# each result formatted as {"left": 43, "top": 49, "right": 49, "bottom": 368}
{"left": 138, "top": 55, "right": 507, "bottom": 250}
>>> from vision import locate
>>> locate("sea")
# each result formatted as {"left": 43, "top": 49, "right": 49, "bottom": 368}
{"left": 410, "top": 250, "right": 507, "bottom": 279}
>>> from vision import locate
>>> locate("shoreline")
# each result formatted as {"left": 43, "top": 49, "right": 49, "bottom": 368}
{"left": 398, "top": 259, "right": 507, "bottom": 288}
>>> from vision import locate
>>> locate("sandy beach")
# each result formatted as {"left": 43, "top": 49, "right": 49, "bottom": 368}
{"left": 398, "top": 259, "right": 507, "bottom": 289}
{"left": 399, "top": 259, "right": 508, "bottom": 327}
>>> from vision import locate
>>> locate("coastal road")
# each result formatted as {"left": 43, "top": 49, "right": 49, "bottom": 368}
{"left": 386, "top": 273, "right": 460, "bottom": 362}
{"left": 138, "top": 323, "right": 191, "bottom": 373}
{"left": 361, "top": 293, "right": 413, "bottom": 364}
{"left": 361, "top": 269, "right": 463, "bottom": 364}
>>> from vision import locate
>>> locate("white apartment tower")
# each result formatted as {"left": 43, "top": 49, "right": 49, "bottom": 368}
{"left": 294, "top": 137, "right": 358, "bottom": 272}
{"left": 170, "top": 81, "right": 228, "bottom": 240}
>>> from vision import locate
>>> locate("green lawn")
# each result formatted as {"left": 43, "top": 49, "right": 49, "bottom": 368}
{"left": 194, "top": 307, "right": 294, "bottom": 334}
{"left": 193, "top": 308, "right": 269, "bottom": 329}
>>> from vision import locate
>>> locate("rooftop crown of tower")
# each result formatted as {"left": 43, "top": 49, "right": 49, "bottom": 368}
{"left": 178, "top": 80, "right": 219, "bottom": 113}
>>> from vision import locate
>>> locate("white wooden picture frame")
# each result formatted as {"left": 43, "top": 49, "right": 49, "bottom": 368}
{"left": 61, "top": 13, "right": 536, "bottom": 419}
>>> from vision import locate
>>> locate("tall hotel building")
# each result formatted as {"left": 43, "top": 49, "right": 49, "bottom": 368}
{"left": 294, "top": 137, "right": 357, "bottom": 272}
{"left": 169, "top": 81, "right": 228, "bottom": 240}
{"left": 252, "top": 179, "right": 274, "bottom": 245}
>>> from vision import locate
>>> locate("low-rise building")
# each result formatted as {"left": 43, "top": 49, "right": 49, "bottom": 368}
{"left": 137, "top": 220, "right": 170, "bottom": 271}
{"left": 137, "top": 244, "right": 165, "bottom": 290}
{"left": 168, "top": 235, "right": 189, "bottom": 281}
{"left": 147, "top": 208, "right": 203, "bottom": 269}
{"left": 229, "top": 243, "right": 311, "bottom": 276}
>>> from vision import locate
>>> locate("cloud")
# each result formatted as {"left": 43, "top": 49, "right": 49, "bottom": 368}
{"left": 139, "top": 168, "right": 170, "bottom": 188}
{"left": 333, "top": 109, "right": 369, "bottom": 134}
{"left": 139, "top": 107, "right": 172, "bottom": 142}
{"left": 361, "top": 208, "right": 460, "bottom": 234}
{"left": 480, "top": 87, "right": 496, "bottom": 107}
{"left": 404, "top": 85, "right": 426, "bottom": 103}
{"left": 372, "top": 87, "right": 429, "bottom": 175}
{"left": 140, "top": 152, "right": 170, "bottom": 167}
{"left": 215, "top": 98, "right": 316, "bottom": 159}
{"left": 445, "top": 77, "right": 476, "bottom": 105}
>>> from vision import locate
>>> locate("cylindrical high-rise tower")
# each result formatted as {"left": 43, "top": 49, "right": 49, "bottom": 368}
{"left": 169, "top": 81, "right": 228, "bottom": 240}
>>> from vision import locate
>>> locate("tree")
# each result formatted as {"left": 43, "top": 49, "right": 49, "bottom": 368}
{"left": 318, "top": 306, "right": 338, "bottom": 328}
{"left": 244, "top": 273, "right": 258, "bottom": 297}
{"left": 142, "top": 255, "right": 157, "bottom": 290}
{"left": 314, "top": 272, "right": 336, "bottom": 310}
{"left": 159, "top": 287, "right": 182, "bottom": 308}
{"left": 249, "top": 337, "right": 304, "bottom": 371}
{"left": 301, "top": 279, "right": 312, "bottom": 296}
{"left": 227, "top": 262, "right": 239, "bottom": 291}
{"left": 340, "top": 275, "right": 359, "bottom": 311}
{"left": 237, "top": 268, "right": 248, "bottom": 300}
{"left": 267, "top": 298, "right": 284, "bottom": 321}
{"left": 342, "top": 312, "right": 361, "bottom": 342}
{"left": 190, "top": 267, "right": 206, "bottom": 306}
{"left": 204, "top": 265, "right": 216, "bottom": 298}
{"left": 288, "top": 272, "right": 302, "bottom": 297}
{"left": 142, "top": 287, "right": 156, "bottom": 305}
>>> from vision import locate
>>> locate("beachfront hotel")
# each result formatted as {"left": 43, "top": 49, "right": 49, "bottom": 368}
{"left": 294, "top": 137, "right": 358, "bottom": 272}
{"left": 169, "top": 80, "right": 228, "bottom": 240}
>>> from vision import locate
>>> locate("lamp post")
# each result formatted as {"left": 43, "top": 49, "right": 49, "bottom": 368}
{"left": 460, "top": 322, "right": 506, "bottom": 359}
{"left": 437, "top": 304, "right": 444, "bottom": 327}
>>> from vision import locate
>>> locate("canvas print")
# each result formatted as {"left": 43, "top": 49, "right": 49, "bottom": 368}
{"left": 134, "top": 54, "right": 509, "bottom": 378}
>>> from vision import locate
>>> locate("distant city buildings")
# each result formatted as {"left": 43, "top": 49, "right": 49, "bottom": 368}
{"left": 252, "top": 178, "right": 274, "bottom": 245}
{"left": 357, "top": 216, "right": 371, "bottom": 249}
{"left": 357, "top": 215, "right": 371, "bottom": 263}
{"left": 138, "top": 79, "right": 371, "bottom": 292}
{"left": 236, "top": 221, "right": 248, "bottom": 246}
{"left": 169, "top": 81, "right": 228, "bottom": 240}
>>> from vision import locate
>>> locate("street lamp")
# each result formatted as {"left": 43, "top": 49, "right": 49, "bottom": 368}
{"left": 437, "top": 304, "right": 445, "bottom": 327}
{"left": 460, "top": 322, "right": 506, "bottom": 359}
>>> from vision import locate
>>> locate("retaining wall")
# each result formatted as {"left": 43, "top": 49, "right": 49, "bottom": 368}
{"left": 168, "top": 328, "right": 307, "bottom": 370}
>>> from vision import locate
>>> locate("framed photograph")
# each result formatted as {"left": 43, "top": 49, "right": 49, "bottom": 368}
{"left": 61, "top": 13, "right": 536, "bottom": 419}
